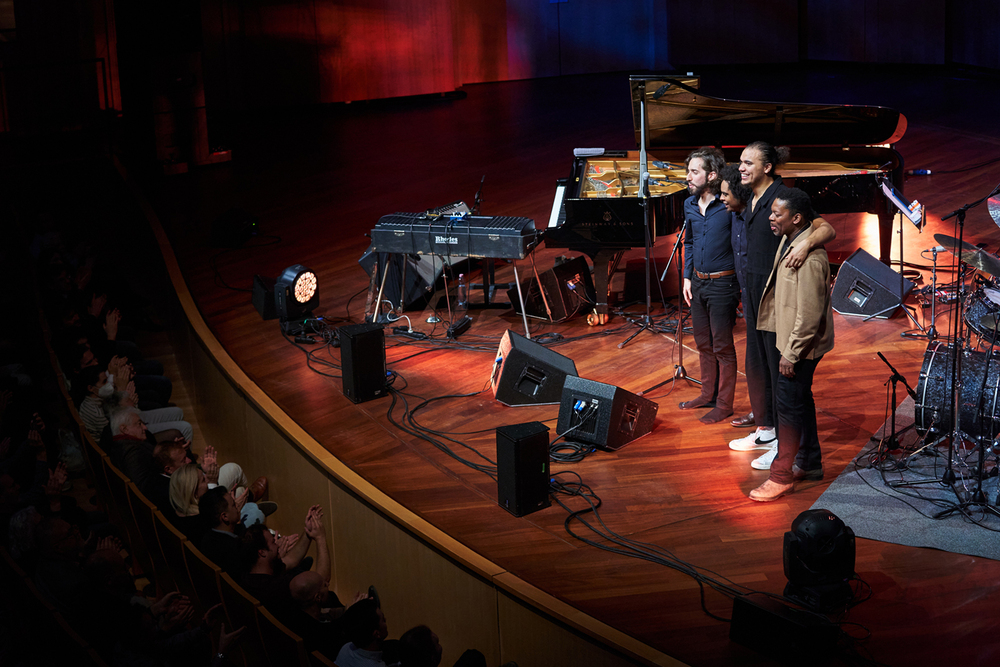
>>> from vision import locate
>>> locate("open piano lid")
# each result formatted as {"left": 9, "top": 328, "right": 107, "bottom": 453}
{"left": 629, "top": 75, "right": 907, "bottom": 149}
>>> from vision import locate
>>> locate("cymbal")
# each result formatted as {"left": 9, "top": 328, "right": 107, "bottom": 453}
{"left": 934, "top": 233, "right": 1000, "bottom": 277}
{"left": 989, "top": 195, "right": 1000, "bottom": 226}
{"left": 934, "top": 233, "right": 976, "bottom": 253}
{"left": 959, "top": 248, "right": 1000, "bottom": 277}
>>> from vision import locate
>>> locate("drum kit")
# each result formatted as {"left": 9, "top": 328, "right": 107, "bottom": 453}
{"left": 904, "top": 196, "right": 1000, "bottom": 513}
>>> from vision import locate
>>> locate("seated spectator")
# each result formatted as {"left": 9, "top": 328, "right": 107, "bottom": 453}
{"left": 197, "top": 486, "right": 272, "bottom": 575}
{"left": 106, "top": 406, "right": 158, "bottom": 491}
{"left": 398, "top": 625, "right": 489, "bottom": 667}
{"left": 286, "top": 570, "right": 354, "bottom": 658}
{"left": 239, "top": 505, "right": 328, "bottom": 611}
{"left": 167, "top": 463, "right": 209, "bottom": 543}
{"left": 76, "top": 364, "right": 193, "bottom": 444}
{"left": 153, "top": 442, "right": 271, "bottom": 522}
{"left": 336, "top": 598, "right": 389, "bottom": 667}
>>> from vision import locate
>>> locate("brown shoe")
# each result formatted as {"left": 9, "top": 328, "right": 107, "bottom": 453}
{"left": 748, "top": 479, "right": 794, "bottom": 502}
{"left": 249, "top": 476, "right": 268, "bottom": 503}
{"left": 730, "top": 412, "right": 755, "bottom": 428}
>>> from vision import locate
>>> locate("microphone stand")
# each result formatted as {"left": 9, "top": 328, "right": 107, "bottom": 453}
{"left": 619, "top": 79, "right": 657, "bottom": 349}
{"left": 875, "top": 351, "right": 917, "bottom": 451}
{"left": 638, "top": 218, "right": 700, "bottom": 395}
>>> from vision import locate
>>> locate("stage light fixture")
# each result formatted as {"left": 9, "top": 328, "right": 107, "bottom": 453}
{"left": 275, "top": 264, "right": 320, "bottom": 323}
{"left": 783, "top": 508, "right": 856, "bottom": 612}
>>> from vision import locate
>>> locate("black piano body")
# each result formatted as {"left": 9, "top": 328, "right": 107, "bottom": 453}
{"left": 545, "top": 75, "right": 907, "bottom": 317}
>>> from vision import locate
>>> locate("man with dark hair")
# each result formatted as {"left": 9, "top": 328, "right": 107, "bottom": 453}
{"left": 718, "top": 163, "right": 756, "bottom": 428}
{"left": 240, "top": 505, "right": 328, "bottom": 611}
{"left": 679, "top": 147, "right": 741, "bottom": 424}
{"left": 198, "top": 486, "right": 243, "bottom": 574}
{"left": 749, "top": 188, "right": 834, "bottom": 501}
{"left": 337, "top": 598, "right": 389, "bottom": 667}
{"left": 729, "top": 142, "right": 836, "bottom": 469}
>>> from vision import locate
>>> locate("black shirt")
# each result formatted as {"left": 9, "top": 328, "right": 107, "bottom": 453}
{"left": 744, "top": 176, "right": 788, "bottom": 277}
{"left": 683, "top": 194, "right": 735, "bottom": 279}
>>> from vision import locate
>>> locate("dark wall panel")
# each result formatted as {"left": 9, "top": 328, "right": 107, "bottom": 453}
{"left": 950, "top": 0, "right": 1000, "bottom": 69}
{"left": 666, "top": 0, "right": 799, "bottom": 65}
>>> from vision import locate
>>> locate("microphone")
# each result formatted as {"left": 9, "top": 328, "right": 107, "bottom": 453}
{"left": 651, "top": 83, "right": 672, "bottom": 99}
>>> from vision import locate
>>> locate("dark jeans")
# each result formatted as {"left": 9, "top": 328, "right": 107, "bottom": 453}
{"left": 769, "top": 355, "right": 823, "bottom": 484}
{"left": 743, "top": 271, "right": 778, "bottom": 429}
{"left": 690, "top": 274, "right": 740, "bottom": 410}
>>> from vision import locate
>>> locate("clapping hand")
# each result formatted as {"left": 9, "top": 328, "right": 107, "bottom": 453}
{"left": 202, "top": 446, "right": 220, "bottom": 484}
{"left": 44, "top": 462, "right": 68, "bottom": 496}
{"left": 104, "top": 308, "right": 121, "bottom": 341}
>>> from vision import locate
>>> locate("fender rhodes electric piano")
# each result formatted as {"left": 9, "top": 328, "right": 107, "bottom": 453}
{"left": 545, "top": 74, "right": 907, "bottom": 318}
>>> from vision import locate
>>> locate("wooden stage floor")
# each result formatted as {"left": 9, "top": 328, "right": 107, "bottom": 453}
{"left": 144, "top": 64, "right": 1000, "bottom": 666}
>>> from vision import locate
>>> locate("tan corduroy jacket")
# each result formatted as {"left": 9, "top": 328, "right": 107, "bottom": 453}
{"left": 756, "top": 225, "right": 835, "bottom": 363}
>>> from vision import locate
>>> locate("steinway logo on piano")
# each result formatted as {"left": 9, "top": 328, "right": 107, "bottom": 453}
{"left": 435, "top": 235, "right": 459, "bottom": 245}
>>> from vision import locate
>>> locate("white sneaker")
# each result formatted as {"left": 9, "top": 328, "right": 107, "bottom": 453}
{"left": 728, "top": 427, "right": 776, "bottom": 451}
{"left": 751, "top": 444, "right": 778, "bottom": 470}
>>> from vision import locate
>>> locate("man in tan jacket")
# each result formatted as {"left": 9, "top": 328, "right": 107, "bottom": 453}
{"left": 749, "top": 188, "right": 835, "bottom": 502}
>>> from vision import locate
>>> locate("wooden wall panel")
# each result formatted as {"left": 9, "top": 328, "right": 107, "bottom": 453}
{"left": 496, "top": 589, "right": 670, "bottom": 667}
{"left": 873, "top": 0, "right": 946, "bottom": 64}
{"left": 665, "top": 0, "right": 799, "bottom": 65}
{"left": 329, "top": 481, "right": 502, "bottom": 667}
{"left": 239, "top": 0, "right": 321, "bottom": 107}
{"left": 452, "top": 0, "right": 510, "bottom": 85}
{"left": 556, "top": 0, "right": 659, "bottom": 76}
{"left": 805, "top": 0, "right": 868, "bottom": 62}
{"left": 315, "top": 0, "right": 456, "bottom": 103}
{"left": 505, "top": 0, "right": 561, "bottom": 80}
{"left": 950, "top": 0, "right": 1000, "bottom": 69}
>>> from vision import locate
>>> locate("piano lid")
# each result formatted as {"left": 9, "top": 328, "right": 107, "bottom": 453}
{"left": 629, "top": 75, "right": 907, "bottom": 150}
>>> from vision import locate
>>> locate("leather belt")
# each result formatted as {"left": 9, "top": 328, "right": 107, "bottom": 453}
{"left": 695, "top": 269, "right": 736, "bottom": 280}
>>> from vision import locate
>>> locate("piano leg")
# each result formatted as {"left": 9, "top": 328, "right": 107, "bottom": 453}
{"left": 588, "top": 250, "right": 624, "bottom": 326}
{"left": 876, "top": 195, "right": 893, "bottom": 265}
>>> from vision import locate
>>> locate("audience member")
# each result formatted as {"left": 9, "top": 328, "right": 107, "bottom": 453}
{"left": 240, "top": 505, "right": 328, "bottom": 610}
{"left": 336, "top": 598, "right": 389, "bottom": 667}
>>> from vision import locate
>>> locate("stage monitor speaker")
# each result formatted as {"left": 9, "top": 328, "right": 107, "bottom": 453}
{"left": 496, "top": 421, "right": 551, "bottom": 517}
{"left": 251, "top": 274, "right": 277, "bottom": 320}
{"left": 339, "top": 323, "right": 387, "bottom": 403}
{"left": 556, "top": 375, "right": 658, "bottom": 451}
{"left": 831, "top": 248, "right": 913, "bottom": 319}
{"left": 491, "top": 330, "right": 578, "bottom": 407}
{"left": 506, "top": 255, "right": 595, "bottom": 322}
{"left": 358, "top": 246, "right": 462, "bottom": 312}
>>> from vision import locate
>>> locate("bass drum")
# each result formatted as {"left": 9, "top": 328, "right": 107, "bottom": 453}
{"left": 915, "top": 341, "right": 1000, "bottom": 436}
{"left": 964, "top": 287, "right": 1000, "bottom": 344}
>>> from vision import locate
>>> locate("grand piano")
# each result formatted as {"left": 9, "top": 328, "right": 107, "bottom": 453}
{"left": 545, "top": 74, "right": 907, "bottom": 319}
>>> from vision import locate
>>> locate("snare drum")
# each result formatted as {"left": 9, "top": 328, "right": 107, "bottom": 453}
{"left": 915, "top": 340, "right": 1000, "bottom": 436}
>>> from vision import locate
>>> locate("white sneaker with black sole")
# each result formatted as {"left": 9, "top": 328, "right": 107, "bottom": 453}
{"left": 728, "top": 427, "right": 776, "bottom": 451}
{"left": 751, "top": 444, "right": 778, "bottom": 470}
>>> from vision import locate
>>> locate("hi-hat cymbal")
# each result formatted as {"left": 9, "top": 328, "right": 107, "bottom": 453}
{"left": 934, "top": 233, "right": 976, "bottom": 253}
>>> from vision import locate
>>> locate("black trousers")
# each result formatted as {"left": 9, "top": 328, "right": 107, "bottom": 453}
{"left": 771, "top": 356, "right": 823, "bottom": 484}
{"left": 690, "top": 274, "right": 741, "bottom": 410}
{"left": 743, "top": 271, "right": 778, "bottom": 429}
